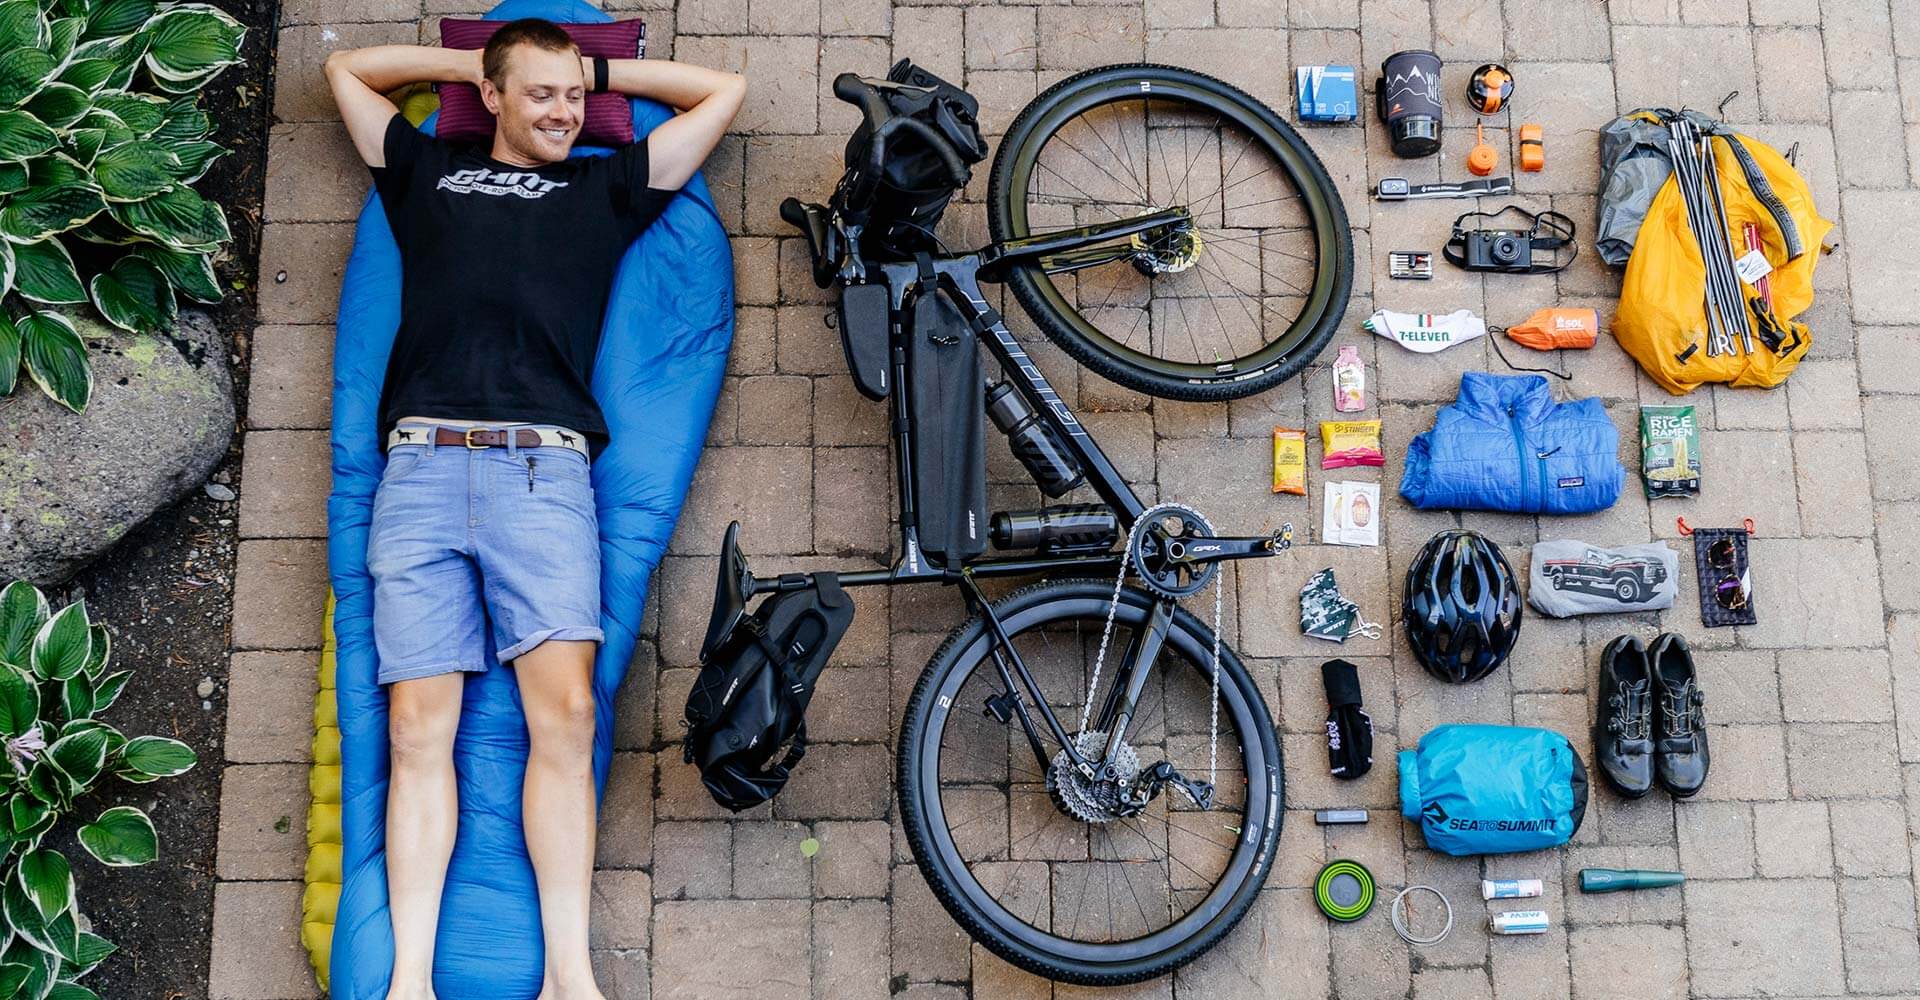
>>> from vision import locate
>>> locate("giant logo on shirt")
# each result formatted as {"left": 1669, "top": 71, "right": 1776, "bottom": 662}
{"left": 435, "top": 167, "right": 569, "bottom": 199}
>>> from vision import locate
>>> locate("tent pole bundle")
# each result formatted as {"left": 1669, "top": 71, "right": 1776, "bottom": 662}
{"left": 1666, "top": 118, "right": 1755, "bottom": 358}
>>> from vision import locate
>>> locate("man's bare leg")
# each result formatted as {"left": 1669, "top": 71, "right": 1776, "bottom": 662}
{"left": 385, "top": 673, "right": 467, "bottom": 1000}
{"left": 513, "top": 639, "right": 605, "bottom": 1000}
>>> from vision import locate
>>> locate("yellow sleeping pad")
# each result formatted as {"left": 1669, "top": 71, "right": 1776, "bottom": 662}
{"left": 302, "top": 591, "right": 344, "bottom": 990}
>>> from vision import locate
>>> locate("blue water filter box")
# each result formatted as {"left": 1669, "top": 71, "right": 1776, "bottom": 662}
{"left": 1295, "top": 65, "right": 1358, "bottom": 123}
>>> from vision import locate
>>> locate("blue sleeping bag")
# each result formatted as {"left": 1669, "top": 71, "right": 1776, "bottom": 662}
{"left": 324, "top": 2, "right": 732, "bottom": 994}
{"left": 1399, "top": 372, "right": 1624, "bottom": 515}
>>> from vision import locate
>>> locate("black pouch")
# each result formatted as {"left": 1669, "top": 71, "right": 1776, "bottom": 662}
{"left": 1691, "top": 526, "right": 1756, "bottom": 627}
{"left": 907, "top": 264, "right": 987, "bottom": 569}
{"left": 684, "top": 574, "right": 855, "bottom": 812}
{"left": 837, "top": 282, "right": 892, "bottom": 400}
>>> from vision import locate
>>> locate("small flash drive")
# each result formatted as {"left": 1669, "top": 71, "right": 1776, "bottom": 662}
{"left": 1389, "top": 251, "right": 1434, "bottom": 280}
{"left": 1314, "top": 809, "right": 1370, "bottom": 825}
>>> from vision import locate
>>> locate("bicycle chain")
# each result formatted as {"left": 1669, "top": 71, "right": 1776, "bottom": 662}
{"left": 1078, "top": 502, "right": 1225, "bottom": 801}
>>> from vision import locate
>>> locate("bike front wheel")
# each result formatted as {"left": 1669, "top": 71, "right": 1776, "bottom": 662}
{"left": 987, "top": 64, "right": 1353, "bottom": 401}
{"left": 897, "top": 579, "right": 1283, "bottom": 985}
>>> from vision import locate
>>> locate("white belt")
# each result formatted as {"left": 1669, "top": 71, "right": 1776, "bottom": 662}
{"left": 386, "top": 423, "right": 590, "bottom": 458}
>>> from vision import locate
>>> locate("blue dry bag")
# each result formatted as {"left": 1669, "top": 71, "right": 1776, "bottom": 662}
{"left": 1398, "top": 724, "right": 1589, "bottom": 856}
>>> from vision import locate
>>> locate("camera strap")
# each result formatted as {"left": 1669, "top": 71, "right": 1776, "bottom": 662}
{"left": 1444, "top": 205, "right": 1578, "bottom": 274}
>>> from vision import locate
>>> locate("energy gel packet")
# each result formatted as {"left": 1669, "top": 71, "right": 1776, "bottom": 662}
{"left": 1640, "top": 404, "right": 1701, "bottom": 498}
{"left": 1274, "top": 427, "right": 1307, "bottom": 495}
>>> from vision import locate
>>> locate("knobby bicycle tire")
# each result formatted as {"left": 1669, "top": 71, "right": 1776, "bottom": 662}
{"left": 897, "top": 579, "right": 1285, "bottom": 985}
{"left": 987, "top": 64, "right": 1353, "bottom": 401}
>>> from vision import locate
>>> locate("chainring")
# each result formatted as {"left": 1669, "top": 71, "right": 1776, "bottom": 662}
{"left": 1046, "top": 730, "right": 1141, "bottom": 824}
{"left": 1129, "top": 503, "right": 1220, "bottom": 599}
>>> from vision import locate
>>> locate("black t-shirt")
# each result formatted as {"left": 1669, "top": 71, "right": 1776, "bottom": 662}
{"left": 368, "top": 114, "right": 675, "bottom": 451}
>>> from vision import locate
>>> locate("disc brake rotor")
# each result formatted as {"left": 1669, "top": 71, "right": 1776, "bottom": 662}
{"left": 1129, "top": 220, "right": 1203, "bottom": 276}
{"left": 1046, "top": 730, "right": 1141, "bottom": 824}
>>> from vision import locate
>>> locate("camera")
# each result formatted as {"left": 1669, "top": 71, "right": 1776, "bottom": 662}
{"left": 1443, "top": 206, "right": 1577, "bottom": 276}
{"left": 1460, "top": 230, "right": 1536, "bottom": 273}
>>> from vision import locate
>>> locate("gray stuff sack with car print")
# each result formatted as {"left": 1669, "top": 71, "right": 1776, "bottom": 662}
{"left": 1528, "top": 539, "right": 1679, "bottom": 618}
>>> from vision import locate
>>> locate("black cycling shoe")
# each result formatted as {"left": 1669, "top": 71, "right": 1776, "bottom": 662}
{"left": 1650, "top": 633, "right": 1710, "bottom": 797}
{"left": 1593, "top": 635, "right": 1655, "bottom": 798}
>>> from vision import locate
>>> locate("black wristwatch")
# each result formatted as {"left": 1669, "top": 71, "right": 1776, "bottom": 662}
{"left": 591, "top": 56, "right": 609, "bottom": 93}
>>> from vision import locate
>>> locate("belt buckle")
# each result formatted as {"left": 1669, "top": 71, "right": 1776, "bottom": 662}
{"left": 463, "top": 428, "right": 489, "bottom": 450}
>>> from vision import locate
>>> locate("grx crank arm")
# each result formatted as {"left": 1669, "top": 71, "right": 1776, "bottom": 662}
{"left": 1166, "top": 524, "right": 1294, "bottom": 567}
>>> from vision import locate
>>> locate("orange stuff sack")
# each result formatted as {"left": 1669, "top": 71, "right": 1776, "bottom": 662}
{"left": 1506, "top": 308, "right": 1598, "bottom": 350}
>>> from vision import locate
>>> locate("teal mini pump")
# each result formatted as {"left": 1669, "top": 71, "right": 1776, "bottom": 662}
{"left": 1578, "top": 868, "right": 1684, "bottom": 893}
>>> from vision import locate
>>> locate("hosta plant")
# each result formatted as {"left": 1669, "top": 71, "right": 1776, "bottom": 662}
{"left": 0, "top": 0, "right": 246, "bottom": 413}
{"left": 0, "top": 579, "right": 197, "bottom": 999}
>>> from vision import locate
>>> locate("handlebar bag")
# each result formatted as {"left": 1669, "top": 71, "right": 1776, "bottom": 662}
{"left": 907, "top": 276, "right": 988, "bottom": 569}
{"left": 1398, "top": 724, "right": 1589, "bottom": 856}
{"left": 684, "top": 574, "right": 855, "bottom": 812}
{"left": 845, "top": 59, "right": 987, "bottom": 253}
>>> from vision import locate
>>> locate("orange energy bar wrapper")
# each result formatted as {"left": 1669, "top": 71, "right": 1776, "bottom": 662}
{"left": 1273, "top": 427, "right": 1307, "bottom": 495}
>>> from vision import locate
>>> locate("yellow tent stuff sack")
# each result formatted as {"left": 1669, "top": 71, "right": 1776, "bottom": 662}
{"left": 1605, "top": 110, "right": 1833, "bottom": 395}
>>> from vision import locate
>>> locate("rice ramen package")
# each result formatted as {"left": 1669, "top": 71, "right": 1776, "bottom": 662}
{"left": 1321, "top": 420, "right": 1385, "bottom": 469}
{"left": 1273, "top": 427, "right": 1307, "bottom": 495}
{"left": 1640, "top": 404, "right": 1701, "bottom": 498}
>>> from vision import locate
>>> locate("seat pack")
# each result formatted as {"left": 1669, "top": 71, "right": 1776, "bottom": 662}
{"left": 685, "top": 574, "right": 855, "bottom": 812}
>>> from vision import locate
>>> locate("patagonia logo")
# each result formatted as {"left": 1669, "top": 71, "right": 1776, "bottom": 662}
{"left": 1557, "top": 476, "right": 1584, "bottom": 488}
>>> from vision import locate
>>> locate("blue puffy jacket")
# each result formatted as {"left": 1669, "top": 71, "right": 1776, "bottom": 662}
{"left": 1400, "top": 372, "right": 1623, "bottom": 514}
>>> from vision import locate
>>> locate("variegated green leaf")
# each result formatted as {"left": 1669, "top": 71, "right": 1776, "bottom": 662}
{"left": 0, "top": 47, "right": 56, "bottom": 109}
{"left": 44, "top": 727, "right": 106, "bottom": 791}
{"left": 0, "top": 109, "right": 58, "bottom": 162}
{"left": 0, "top": 663, "right": 36, "bottom": 738}
{"left": 17, "top": 311, "right": 88, "bottom": 412}
{"left": 0, "top": 312, "right": 18, "bottom": 397}
{"left": 57, "top": 672, "right": 88, "bottom": 722}
{"left": 12, "top": 239, "right": 84, "bottom": 304}
{"left": 80, "top": 623, "right": 106, "bottom": 678}
{"left": 118, "top": 736, "right": 193, "bottom": 778}
{"left": 131, "top": 243, "right": 216, "bottom": 302}
{"left": 90, "top": 139, "right": 175, "bottom": 201}
{"left": 140, "top": 5, "right": 242, "bottom": 84}
{"left": 16, "top": 849, "right": 71, "bottom": 925}
{"left": 87, "top": 670, "right": 128, "bottom": 714}
{"left": 22, "top": 83, "right": 89, "bottom": 131}
{"left": 28, "top": 601, "right": 86, "bottom": 681}
{"left": 54, "top": 59, "right": 114, "bottom": 95}
{"left": 77, "top": 806, "right": 154, "bottom": 867}
{"left": 107, "top": 182, "right": 223, "bottom": 248}
{"left": 156, "top": 137, "right": 219, "bottom": 183}
{"left": 0, "top": 581, "right": 48, "bottom": 668}
{"left": 81, "top": 0, "right": 150, "bottom": 41}
{"left": 46, "top": 16, "right": 81, "bottom": 66}
{"left": 62, "top": 127, "right": 101, "bottom": 165}
{"left": 24, "top": 151, "right": 86, "bottom": 188}
{"left": 0, "top": 1, "right": 48, "bottom": 53}
{"left": 59, "top": 932, "right": 113, "bottom": 981}
{"left": 0, "top": 182, "right": 103, "bottom": 243}
{"left": 88, "top": 91, "right": 161, "bottom": 137}
{"left": 87, "top": 254, "right": 174, "bottom": 333}
{"left": 151, "top": 94, "right": 206, "bottom": 143}
{"left": 0, "top": 238, "right": 12, "bottom": 299}
{"left": 0, "top": 159, "right": 25, "bottom": 194}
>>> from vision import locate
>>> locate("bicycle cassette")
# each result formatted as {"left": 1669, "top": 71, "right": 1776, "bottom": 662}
{"left": 1047, "top": 731, "right": 1140, "bottom": 824}
{"left": 1129, "top": 502, "right": 1220, "bottom": 599}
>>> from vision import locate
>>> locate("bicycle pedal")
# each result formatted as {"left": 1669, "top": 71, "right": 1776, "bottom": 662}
{"left": 983, "top": 690, "right": 1019, "bottom": 724}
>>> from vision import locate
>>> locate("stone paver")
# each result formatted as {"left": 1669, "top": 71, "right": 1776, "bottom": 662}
{"left": 218, "top": 2, "right": 1920, "bottom": 997}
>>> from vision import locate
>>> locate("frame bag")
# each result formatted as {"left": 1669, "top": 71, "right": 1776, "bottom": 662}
{"left": 908, "top": 273, "right": 988, "bottom": 568}
{"left": 684, "top": 574, "right": 855, "bottom": 811}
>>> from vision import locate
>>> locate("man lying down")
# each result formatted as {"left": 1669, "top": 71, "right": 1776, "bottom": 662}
{"left": 325, "top": 20, "right": 743, "bottom": 1000}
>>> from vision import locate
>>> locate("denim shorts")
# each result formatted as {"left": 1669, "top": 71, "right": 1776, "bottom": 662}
{"left": 367, "top": 429, "right": 603, "bottom": 685}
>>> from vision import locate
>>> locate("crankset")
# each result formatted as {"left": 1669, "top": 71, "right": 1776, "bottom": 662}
{"left": 1129, "top": 506, "right": 1293, "bottom": 600}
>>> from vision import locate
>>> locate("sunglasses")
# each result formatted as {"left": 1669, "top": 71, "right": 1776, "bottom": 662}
{"left": 1707, "top": 537, "right": 1748, "bottom": 611}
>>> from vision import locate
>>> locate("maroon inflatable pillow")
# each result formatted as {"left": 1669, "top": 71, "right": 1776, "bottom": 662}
{"left": 435, "top": 18, "right": 646, "bottom": 147}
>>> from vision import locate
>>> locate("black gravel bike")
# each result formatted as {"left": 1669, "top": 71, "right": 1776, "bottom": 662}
{"left": 704, "top": 61, "right": 1350, "bottom": 984}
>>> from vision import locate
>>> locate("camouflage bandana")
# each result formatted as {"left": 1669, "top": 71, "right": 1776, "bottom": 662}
{"left": 1299, "top": 568, "right": 1382, "bottom": 643}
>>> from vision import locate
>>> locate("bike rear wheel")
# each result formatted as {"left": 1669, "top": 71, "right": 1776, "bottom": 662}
{"left": 987, "top": 64, "right": 1353, "bottom": 401}
{"left": 897, "top": 579, "right": 1283, "bottom": 985}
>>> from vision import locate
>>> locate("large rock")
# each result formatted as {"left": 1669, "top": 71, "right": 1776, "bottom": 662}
{"left": 0, "top": 310, "right": 234, "bottom": 586}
